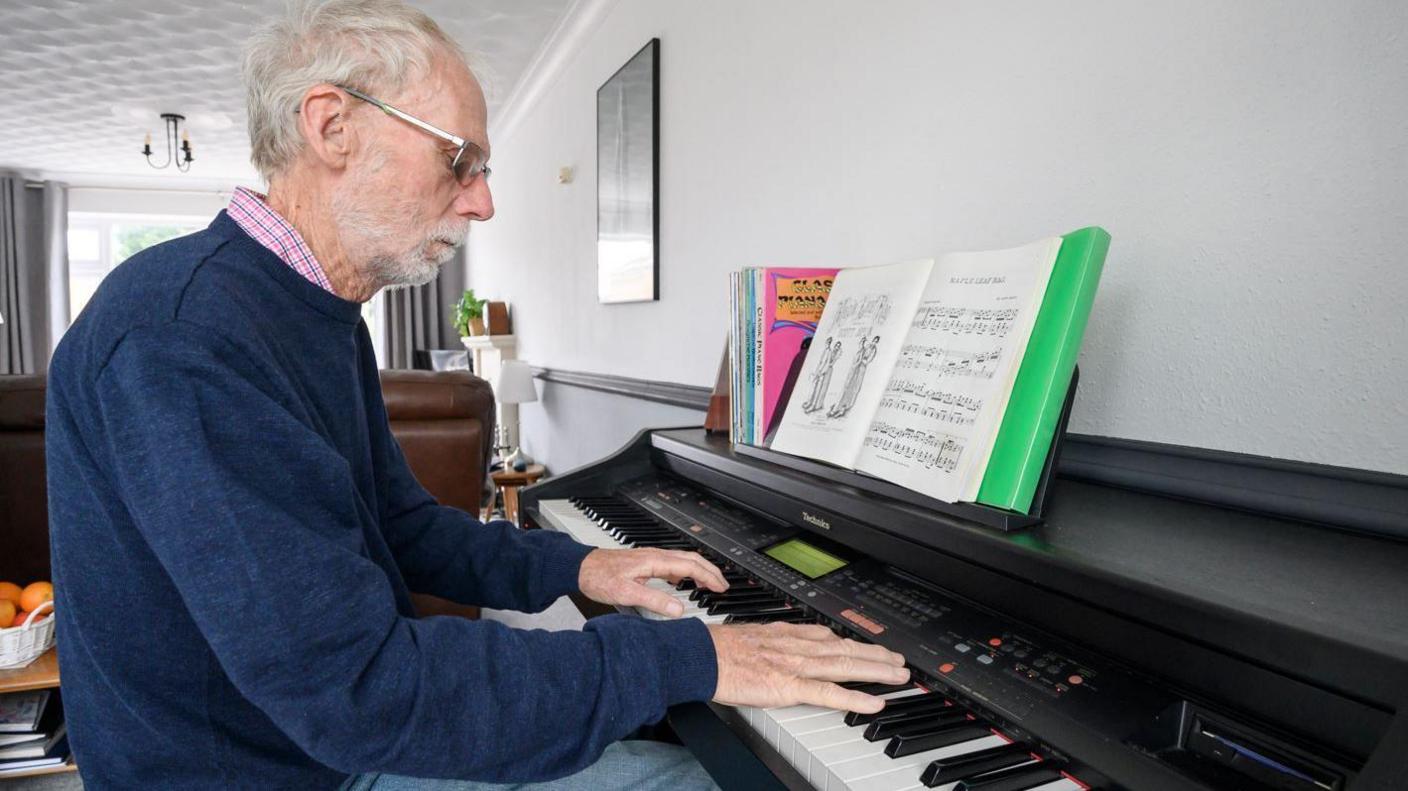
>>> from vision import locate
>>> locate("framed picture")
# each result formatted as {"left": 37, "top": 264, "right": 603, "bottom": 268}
{"left": 597, "top": 38, "right": 659, "bottom": 304}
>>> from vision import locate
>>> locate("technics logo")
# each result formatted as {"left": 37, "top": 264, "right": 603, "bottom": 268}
{"left": 801, "top": 511, "right": 831, "bottom": 531}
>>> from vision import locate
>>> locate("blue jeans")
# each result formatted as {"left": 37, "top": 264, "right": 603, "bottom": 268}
{"left": 340, "top": 740, "right": 719, "bottom": 791}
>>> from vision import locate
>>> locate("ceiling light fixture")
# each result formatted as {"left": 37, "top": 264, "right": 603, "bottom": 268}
{"left": 142, "top": 113, "right": 194, "bottom": 172}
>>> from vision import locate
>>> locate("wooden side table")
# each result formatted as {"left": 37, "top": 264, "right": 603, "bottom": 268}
{"left": 487, "top": 463, "right": 546, "bottom": 525}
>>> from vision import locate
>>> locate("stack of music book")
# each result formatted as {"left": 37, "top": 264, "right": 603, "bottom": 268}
{"left": 727, "top": 267, "right": 840, "bottom": 445}
{"left": 0, "top": 689, "right": 69, "bottom": 775}
{"left": 730, "top": 228, "right": 1108, "bottom": 515}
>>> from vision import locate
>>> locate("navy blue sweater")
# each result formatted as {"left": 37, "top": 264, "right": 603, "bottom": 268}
{"left": 45, "top": 212, "right": 717, "bottom": 789}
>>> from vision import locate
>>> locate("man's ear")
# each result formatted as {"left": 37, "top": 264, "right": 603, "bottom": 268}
{"left": 297, "top": 84, "right": 353, "bottom": 171}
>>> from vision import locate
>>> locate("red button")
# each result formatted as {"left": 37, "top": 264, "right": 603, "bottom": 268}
{"left": 988, "top": 638, "right": 1002, "bottom": 647}
{"left": 939, "top": 663, "right": 955, "bottom": 674}
{"left": 1068, "top": 674, "right": 1084, "bottom": 685}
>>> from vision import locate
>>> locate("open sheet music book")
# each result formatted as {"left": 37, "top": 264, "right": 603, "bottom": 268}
{"left": 770, "top": 229, "right": 1108, "bottom": 510}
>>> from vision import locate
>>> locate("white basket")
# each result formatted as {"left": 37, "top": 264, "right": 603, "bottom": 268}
{"left": 0, "top": 600, "right": 56, "bottom": 670}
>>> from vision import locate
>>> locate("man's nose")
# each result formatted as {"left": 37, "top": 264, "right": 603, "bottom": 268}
{"left": 453, "top": 177, "right": 494, "bottom": 221}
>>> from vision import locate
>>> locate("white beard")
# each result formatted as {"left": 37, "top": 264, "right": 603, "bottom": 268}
{"left": 331, "top": 169, "right": 469, "bottom": 290}
{"left": 366, "top": 217, "right": 468, "bottom": 290}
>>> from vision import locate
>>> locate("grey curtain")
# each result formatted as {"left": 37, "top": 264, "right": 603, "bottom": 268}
{"left": 0, "top": 175, "right": 66, "bottom": 375}
{"left": 384, "top": 247, "right": 466, "bottom": 369}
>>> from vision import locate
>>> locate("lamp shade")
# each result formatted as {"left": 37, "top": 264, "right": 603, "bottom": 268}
{"left": 496, "top": 360, "right": 539, "bottom": 404}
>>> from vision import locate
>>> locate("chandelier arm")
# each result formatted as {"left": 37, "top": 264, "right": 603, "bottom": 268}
{"left": 145, "top": 123, "right": 173, "bottom": 169}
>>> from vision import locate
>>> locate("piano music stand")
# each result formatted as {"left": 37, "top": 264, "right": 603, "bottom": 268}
{"left": 739, "top": 366, "right": 1080, "bottom": 532}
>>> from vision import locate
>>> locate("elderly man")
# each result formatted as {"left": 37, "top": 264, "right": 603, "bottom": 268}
{"left": 45, "top": 1, "right": 907, "bottom": 789}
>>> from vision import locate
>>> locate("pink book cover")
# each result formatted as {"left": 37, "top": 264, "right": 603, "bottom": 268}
{"left": 762, "top": 268, "right": 840, "bottom": 434}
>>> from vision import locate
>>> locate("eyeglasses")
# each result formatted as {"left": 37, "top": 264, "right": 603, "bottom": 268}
{"left": 337, "top": 85, "right": 491, "bottom": 186}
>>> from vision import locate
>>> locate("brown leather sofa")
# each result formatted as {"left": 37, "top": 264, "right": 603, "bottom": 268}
{"left": 379, "top": 370, "right": 497, "bottom": 620}
{"left": 0, "top": 370, "right": 496, "bottom": 619}
{"left": 0, "top": 374, "right": 48, "bottom": 586}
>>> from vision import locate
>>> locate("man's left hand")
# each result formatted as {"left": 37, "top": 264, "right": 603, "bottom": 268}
{"left": 578, "top": 548, "right": 729, "bottom": 618}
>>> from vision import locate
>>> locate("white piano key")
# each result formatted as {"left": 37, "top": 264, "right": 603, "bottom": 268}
{"left": 770, "top": 707, "right": 842, "bottom": 760}
{"left": 738, "top": 705, "right": 764, "bottom": 729}
{"left": 805, "top": 686, "right": 934, "bottom": 782}
{"left": 763, "top": 704, "right": 830, "bottom": 746}
{"left": 849, "top": 772, "right": 935, "bottom": 791}
{"left": 1026, "top": 780, "right": 1083, "bottom": 791}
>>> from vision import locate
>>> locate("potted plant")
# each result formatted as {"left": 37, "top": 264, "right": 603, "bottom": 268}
{"left": 453, "top": 289, "right": 487, "bottom": 337}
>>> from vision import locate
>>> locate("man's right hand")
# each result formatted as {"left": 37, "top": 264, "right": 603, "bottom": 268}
{"left": 708, "top": 622, "right": 911, "bottom": 714}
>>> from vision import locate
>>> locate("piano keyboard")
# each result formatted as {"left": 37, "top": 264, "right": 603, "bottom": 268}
{"left": 536, "top": 497, "right": 1088, "bottom": 791}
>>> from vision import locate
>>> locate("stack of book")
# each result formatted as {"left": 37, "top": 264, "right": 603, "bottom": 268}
{"left": 728, "top": 267, "right": 841, "bottom": 445}
{"left": 0, "top": 689, "right": 69, "bottom": 775}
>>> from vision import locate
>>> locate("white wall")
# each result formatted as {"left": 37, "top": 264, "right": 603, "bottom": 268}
{"left": 469, "top": 0, "right": 1408, "bottom": 475}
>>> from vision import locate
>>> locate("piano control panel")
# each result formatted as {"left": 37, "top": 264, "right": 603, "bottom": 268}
{"left": 619, "top": 476, "right": 1155, "bottom": 732}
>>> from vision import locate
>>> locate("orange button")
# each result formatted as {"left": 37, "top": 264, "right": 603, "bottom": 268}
{"left": 988, "top": 638, "right": 1002, "bottom": 647}
{"left": 939, "top": 663, "right": 956, "bottom": 674}
{"left": 840, "top": 609, "right": 886, "bottom": 635}
{"left": 1068, "top": 674, "right": 1084, "bottom": 685}
{"left": 689, "top": 525, "right": 703, "bottom": 533}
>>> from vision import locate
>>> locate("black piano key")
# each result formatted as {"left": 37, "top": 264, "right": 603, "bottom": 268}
{"left": 609, "top": 523, "right": 673, "bottom": 534}
{"left": 841, "top": 681, "right": 918, "bottom": 696}
{"left": 864, "top": 708, "right": 970, "bottom": 741}
{"left": 623, "top": 534, "right": 688, "bottom": 546}
{"left": 697, "top": 588, "right": 779, "bottom": 605}
{"left": 707, "top": 599, "right": 791, "bottom": 615}
{"left": 886, "top": 722, "right": 992, "bottom": 758}
{"left": 954, "top": 762, "right": 1065, "bottom": 791}
{"left": 920, "top": 742, "right": 1036, "bottom": 787}
{"left": 600, "top": 515, "right": 659, "bottom": 526}
{"left": 844, "top": 692, "right": 944, "bottom": 726}
{"left": 630, "top": 534, "right": 689, "bottom": 548}
{"left": 859, "top": 701, "right": 963, "bottom": 739}
{"left": 675, "top": 579, "right": 696, "bottom": 591}
{"left": 725, "top": 609, "right": 814, "bottom": 624}
{"left": 614, "top": 528, "right": 676, "bottom": 538}
{"left": 614, "top": 530, "right": 677, "bottom": 540}
{"left": 692, "top": 581, "right": 767, "bottom": 601}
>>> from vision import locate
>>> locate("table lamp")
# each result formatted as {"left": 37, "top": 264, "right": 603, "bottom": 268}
{"left": 497, "top": 360, "right": 538, "bottom": 471}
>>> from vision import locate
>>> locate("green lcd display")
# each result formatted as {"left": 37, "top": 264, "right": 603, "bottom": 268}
{"left": 764, "top": 538, "right": 848, "bottom": 579}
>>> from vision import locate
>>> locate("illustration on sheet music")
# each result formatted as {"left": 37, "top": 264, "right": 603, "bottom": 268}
{"left": 827, "top": 334, "right": 880, "bottom": 418}
{"left": 771, "top": 259, "right": 933, "bottom": 467}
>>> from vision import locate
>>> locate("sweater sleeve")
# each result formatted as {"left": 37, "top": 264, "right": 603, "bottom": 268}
{"left": 94, "top": 324, "right": 718, "bottom": 781}
{"left": 376, "top": 419, "right": 594, "bottom": 613}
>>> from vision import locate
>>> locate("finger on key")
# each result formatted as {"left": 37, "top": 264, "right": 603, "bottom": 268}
{"left": 793, "top": 678, "right": 888, "bottom": 714}
{"left": 782, "top": 623, "right": 842, "bottom": 642}
{"left": 624, "top": 581, "right": 686, "bottom": 618}
{"left": 800, "top": 653, "right": 912, "bottom": 685}
{"left": 655, "top": 551, "right": 729, "bottom": 592}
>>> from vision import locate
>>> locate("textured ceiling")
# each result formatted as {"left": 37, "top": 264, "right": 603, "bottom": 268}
{"left": 0, "top": 0, "right": 571, "bottom": 184}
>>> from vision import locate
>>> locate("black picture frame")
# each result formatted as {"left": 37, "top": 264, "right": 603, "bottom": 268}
{"left": 596, "top": 38, "right": 660, "bottom": 304}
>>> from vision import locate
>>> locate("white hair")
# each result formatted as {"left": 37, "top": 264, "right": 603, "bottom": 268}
{"left": 242, "top": 0, "right": 466, "bottom": 182}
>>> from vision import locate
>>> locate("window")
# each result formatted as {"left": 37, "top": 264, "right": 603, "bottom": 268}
{"left": 363, "top": 291, "right": 388, "bottom": 368}
{"left": 67, "top": 213, "right": 207, "bottom": 322}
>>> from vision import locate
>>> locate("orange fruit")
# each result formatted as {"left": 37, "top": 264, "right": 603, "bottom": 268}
{"left": 0, "top": 582, "right": 21, "bottom": 608}
{"left": 0, "top": 600, "right": 13, "bottom": 628}
{"left": 19, "top": 582, "right": 52, "bottom": 614}
{"left": 10, "top": 609, "right": 28, "bottom": 628}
